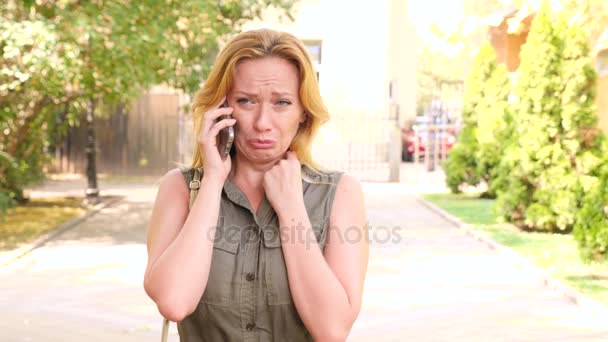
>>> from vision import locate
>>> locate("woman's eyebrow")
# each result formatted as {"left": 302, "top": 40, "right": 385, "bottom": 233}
{"left": 232, "top": 90, "right": 258, "bottom": 98}
{"left": 232, "top": 90, "right": 294, "bottom": 98}
{"left": 271, "top": 91, "right": 294, "bottom": 97}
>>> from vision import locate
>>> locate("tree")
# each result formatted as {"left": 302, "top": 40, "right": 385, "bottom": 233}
{"left": 474, "top": 52, "right": 511, "bottom": 197}
{"left": 0, "top": 0, "right": 295, "bottom": 207}
{"left": 443, "top": 42, "right": 510, "bottom": 196}
{"left": 496, "top": 6, "right": 603, "bottom": 232}
{"left": 495, "top": 5, "right": 564, "bottom": 229}
{"left": 568, "top": 20, "right": 608, "bottom": 260}
{"left": 574, "top": 154, "right": 608, "bottom": 262}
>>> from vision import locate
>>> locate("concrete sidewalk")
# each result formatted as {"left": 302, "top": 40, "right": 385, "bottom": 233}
{"left": 0, "top": 179, "right": 607, "bottom": 341}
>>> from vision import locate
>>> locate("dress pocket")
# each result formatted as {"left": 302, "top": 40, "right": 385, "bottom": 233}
{"left": 263, "top": 241, "right": 293, "bottom": 306}
{"left": 262, "top": 216, "right": 326, "bottom": 306}
{"left": 199, "top": 224, "right": 241, "bottom": 307}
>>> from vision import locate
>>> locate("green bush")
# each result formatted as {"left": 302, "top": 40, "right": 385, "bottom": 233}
{"left": 495, "top": 7, "right": 602, "bottom": 232}
{"left": 568, "top": 22, "right": 608, "bottom": 261}
{"left": 0, "top": 152, "right": 18, "bottom": 213}
{"left": 574, "top": 152, "right": 608, "bottom": 262}
{"left": 474, "top": 57, "right": 511, "bottom": 198}
{"left": 443, "top": 43, "right": 511, "bottom": 196}
{"left": 443, "top": 43, "right": 491, "bottom": 192}
{"left": 444, "top": 125, "right": 480, "bottom": 193}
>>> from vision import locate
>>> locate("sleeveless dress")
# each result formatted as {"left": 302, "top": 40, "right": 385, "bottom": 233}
{"left": 177, "top": 164, "right": 343, "bottom": 342}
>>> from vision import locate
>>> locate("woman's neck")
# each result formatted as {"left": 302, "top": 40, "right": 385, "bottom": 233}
{"left": 230, "top": 156, "right": 279, "bottom": 213}
{"left": 230, "top": 155, "right": 277, "bottom": 195}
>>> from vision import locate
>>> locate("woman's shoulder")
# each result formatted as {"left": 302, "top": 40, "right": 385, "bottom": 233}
{"left": 156, "top": 168, "right": 192, "bottom": 194}
{"left": 173, "top": 166, "right": 206, "bottom": 186}
{"left": 301, "top": 164, "right": 345, "bottom": 186}
{"left": 144, "top": 168, "right": 191, "bottom": 210}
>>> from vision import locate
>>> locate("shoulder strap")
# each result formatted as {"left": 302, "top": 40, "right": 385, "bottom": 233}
{"left": 189, "top": 168, "right": 202, "bottom": 209}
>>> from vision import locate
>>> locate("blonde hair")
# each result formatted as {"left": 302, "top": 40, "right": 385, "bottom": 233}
{"left": 190, "top": 29, "right": 329, "bottom": 170}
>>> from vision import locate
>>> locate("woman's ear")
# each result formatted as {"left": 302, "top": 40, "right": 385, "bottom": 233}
{"left": 300, "top": 111, "right": 308, "bottom": 124}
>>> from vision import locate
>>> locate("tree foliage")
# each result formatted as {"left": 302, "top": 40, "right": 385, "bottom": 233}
{"left": 574, "top": 157, "right": 608, "bottom": 262}
{"left": 495, "top": 5, "right": 603, "bottom": 232}
{"left": 0, "top": 0, "right": 295, "bottom": 208}
{"left": 443, "top": 43, "right": 510, "bottom": 196}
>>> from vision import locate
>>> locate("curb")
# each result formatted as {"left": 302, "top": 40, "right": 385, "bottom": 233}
{"left": 0, "top": 195, "right": 125, "bottom": 267}
{"left": 416, "top": 196, "right": 608, "bottom": 317}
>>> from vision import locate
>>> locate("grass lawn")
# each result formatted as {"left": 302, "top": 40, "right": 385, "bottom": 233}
{"left": 423, "top": 193, "right": 608, "bottom": 306}
{"left": 0, "top": 198, "right": 86, "bottom": 251}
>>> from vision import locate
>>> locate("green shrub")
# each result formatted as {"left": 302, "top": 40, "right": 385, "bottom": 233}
{"left": 496, "top": 7, "right": 602, "bottom": 232}
{"left": 444, "top": 43, "right": 511, "bottom": 194}
{"left": 474, "top": 58, "right": 511, "bottom": 198}
{"left": 444, "top": 125, "right": 479, "bottom": 193}
{"left": 567, "top": 21, "right": 608, "bottom": 261}
{"left": 0, "top": 151, "right": 22, "bottom": 213}
{"left": 574, "top": 151, "right": 608, "bottom": 262}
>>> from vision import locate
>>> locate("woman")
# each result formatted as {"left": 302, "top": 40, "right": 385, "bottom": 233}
{"left": 144, "top": 29, "right": 369, "bottom": 341}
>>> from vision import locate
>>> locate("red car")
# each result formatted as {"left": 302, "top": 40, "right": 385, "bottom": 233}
{"left": 401, "top": 121, "right": 456, "bottom": 162}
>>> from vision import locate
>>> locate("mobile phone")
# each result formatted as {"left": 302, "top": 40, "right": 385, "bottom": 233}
{"left": 216, "top": 101, "right": 235, "bottom": 161}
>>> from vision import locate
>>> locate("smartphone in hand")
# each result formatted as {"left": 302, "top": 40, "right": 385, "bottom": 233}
{"left": 216, "top": 101, "right": 235, "bottom": 161}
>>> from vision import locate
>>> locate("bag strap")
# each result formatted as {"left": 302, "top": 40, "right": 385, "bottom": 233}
{"left": 189, "top": 168, "right": 202, "bottom": 209}
{"left": 161, "top": 168, "right": 203, "bottom": 342}
{"left": 161, "top": 318, "right": 169, "bottom": 342}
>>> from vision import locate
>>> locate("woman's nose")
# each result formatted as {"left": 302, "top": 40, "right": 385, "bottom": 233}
{"left": 253, "top": 103, "right": 272, "bottom": 131}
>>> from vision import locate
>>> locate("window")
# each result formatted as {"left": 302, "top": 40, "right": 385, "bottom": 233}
{"left": 598, "top": 49, "right": 608, "bottom": 77}
{"left": 303, "top": 40, "right": 322, "bottom": 80}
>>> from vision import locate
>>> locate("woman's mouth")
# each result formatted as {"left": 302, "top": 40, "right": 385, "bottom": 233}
{"left": 249, "top": 139, "right": 276, "bottom": 149}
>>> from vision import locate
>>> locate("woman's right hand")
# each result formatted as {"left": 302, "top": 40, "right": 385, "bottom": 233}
{"left": 198, "top": 96, "right": 236, "bottom": 183}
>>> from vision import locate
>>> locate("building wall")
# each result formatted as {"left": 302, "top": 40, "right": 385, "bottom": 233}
{"left": 488, "top": 15, "right": 533, "bottom": 73}
{"left": 388, "top": 0, "right": 417, "bottom": 127}
{"left": 488, "top": 23, "right": 509, "bottom": 69}
{"left": 505, "top": 30, "right": 528, "bottom": 71}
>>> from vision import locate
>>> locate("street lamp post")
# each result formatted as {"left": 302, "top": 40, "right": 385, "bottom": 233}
{"left": 85, "top": 97, "right": 100, "bottom": 204}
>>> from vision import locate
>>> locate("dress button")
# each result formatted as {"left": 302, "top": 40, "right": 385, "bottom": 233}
{"left": 245, "top": 273, "right": 255, "bottom": 281}
{"left": 246, "top": 323, "right": 256, "bottom": 331}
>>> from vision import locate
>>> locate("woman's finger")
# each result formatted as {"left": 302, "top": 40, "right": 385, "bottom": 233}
{"left": 202, "top": 106, "right": 234, "bottom": 126}
{"left": 206, "top": 118, "right": 237, "bottom": 142}
{"left": 200, "top": 108, "right": 233, "bottom": 141}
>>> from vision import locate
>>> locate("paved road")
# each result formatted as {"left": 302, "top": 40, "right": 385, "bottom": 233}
{"left": 0, "top": 180, "right": 607, "bottom": 341}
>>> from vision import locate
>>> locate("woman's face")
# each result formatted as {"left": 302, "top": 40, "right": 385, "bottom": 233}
{"left": 228, "top": 57, "right": 305, "bottom": 165}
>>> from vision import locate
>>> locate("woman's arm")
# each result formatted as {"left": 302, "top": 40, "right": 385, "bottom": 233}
{"left": 143, "top": 168, "right": 224, "bottom": 322}
{"left": 278, "top": 174, "right": 369, "bottom": 342}
{"left": 145, "top": 97, "right": 235, "bottom": 322}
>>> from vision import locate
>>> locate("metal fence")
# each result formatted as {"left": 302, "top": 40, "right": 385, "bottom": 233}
{"left": 313, "top": 104, "right": 401, "bottom": 182}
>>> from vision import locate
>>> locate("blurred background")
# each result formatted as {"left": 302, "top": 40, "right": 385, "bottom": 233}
{"left": 1, "top": 0, "right": 608, "bottom": 341}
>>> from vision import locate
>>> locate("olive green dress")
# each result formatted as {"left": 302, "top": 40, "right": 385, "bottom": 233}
{"left": 177, "top": 164, "right": 343, "bottom": 342}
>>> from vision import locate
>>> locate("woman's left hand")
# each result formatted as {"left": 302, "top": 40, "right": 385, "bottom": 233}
{"left": 263, "top": 151, "right": 305, "bottom": 216}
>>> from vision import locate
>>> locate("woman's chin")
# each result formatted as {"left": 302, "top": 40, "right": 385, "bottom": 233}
{"left": 238, "top": 147, "right": 284, "bottom": 164}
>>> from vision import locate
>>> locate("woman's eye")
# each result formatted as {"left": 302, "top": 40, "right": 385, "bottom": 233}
{"left": 236, "top": 98, "right": 252, "bottom": 104}
{"left": 276, "top": 100, "right": 291, "bottom": 106}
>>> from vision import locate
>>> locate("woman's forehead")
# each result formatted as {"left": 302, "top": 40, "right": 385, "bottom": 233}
{"left": 233, "top": 57, "right": 299, "bottom": 89}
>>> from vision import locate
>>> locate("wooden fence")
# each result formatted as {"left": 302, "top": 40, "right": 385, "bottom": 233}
{"left": 51, "top": 89, "right": 192, "bottom": 177}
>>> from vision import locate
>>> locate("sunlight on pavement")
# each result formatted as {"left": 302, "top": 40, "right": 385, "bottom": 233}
{"left": 0, "top": 244, "right": 147, "bottom": 286}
